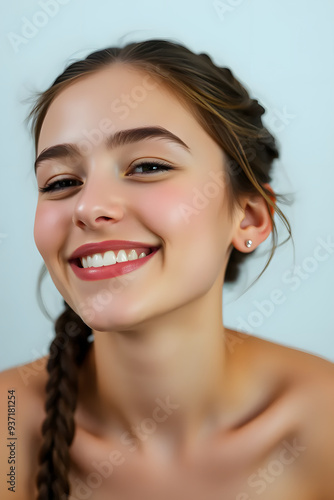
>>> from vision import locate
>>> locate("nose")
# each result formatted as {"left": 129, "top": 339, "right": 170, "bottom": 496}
{"left": 72, "top": 173, "right": 125, "bottom": 230}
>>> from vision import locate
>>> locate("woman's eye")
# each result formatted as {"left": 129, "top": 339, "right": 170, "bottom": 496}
{"left": 39, "top": 178, "right": 82, "bottom": 193}
{"left": 38, "top": 162, "right": 173, "bottom": 193}
{"left": 127, "top": 161, "right": 173, "bottom": 175}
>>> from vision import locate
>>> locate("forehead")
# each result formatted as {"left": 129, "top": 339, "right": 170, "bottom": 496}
{"left": 37, "top": 63, "right": 208, "bottom": 156}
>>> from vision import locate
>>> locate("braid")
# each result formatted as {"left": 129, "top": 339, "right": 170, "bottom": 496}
{"left": 36, "top": 302, "right": 91, "bottom": 500}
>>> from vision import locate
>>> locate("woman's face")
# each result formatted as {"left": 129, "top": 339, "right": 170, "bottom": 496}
{"left": 34, "top": 64, "right": 238, "bottom": 331}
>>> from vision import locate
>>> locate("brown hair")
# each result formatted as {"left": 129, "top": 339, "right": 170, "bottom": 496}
{"left": 29, "top": 39, "right": 292, "bottom": 499}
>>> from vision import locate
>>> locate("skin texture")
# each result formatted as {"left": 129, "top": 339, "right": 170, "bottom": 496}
{"left": 1, "top": 64, "right": 334, "bottom": 499}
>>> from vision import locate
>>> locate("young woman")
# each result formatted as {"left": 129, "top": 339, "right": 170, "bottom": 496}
{"left": 1, "top": 39, "right": 333, "bottom": 500}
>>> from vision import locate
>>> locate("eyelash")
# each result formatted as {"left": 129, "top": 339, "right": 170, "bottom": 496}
{"left": 38, "top": 161, "right": 173, "bottom": 193}
{"left": 38, "top": 178, "right": 81, "bottom": 193}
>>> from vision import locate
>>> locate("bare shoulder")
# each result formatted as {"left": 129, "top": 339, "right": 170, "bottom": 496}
{"left": 244, "top": 330, "right": 333, "bottom": 376}
{"left": 0, "top": 358, "right": 48, "bottom": 499}
{"left": 226, "top": 327, "right": 334, "bottom": 383}
{"left": 227, "top": 329, "right": 334, "bottom": 498}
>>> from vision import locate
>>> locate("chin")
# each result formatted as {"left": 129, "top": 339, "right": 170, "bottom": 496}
{"left": 76, "top": 301, "right": 151, "bottom": 334}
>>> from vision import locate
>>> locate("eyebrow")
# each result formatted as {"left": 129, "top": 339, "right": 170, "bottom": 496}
{"left": 34, "top": 126, "right": 190, "bottom": 172}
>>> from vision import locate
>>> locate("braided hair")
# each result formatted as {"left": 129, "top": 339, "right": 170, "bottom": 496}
{"left": 29, "top": 39, "right": 292, "bottom": 499}
{"left": 36, "top": 302, "right": 91, "bottom": 499}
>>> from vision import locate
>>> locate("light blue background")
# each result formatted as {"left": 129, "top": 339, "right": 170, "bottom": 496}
{"left": 1, "top": 0, "right": 333, "bottom": 371}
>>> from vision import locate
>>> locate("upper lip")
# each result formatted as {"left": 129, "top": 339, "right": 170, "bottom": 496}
{"left": 69, "top": 240, "right": 159, "bottom": 261}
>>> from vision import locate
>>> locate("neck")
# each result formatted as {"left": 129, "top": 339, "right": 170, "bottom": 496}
{"left": 82, "top": 288, "right": 231, "bottom": 457}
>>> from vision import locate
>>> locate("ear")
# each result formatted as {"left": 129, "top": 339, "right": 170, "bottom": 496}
{"left": 231, "top": 183, "right": 276, "bottom": 253}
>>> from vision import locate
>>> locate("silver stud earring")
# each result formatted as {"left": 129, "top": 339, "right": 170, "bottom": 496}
{"left": 245, "top": 239, "right": 253, "bottom": 248}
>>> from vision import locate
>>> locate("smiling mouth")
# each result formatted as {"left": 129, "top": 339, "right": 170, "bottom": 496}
{"left": 73, "top": 247, "right": 155, "bottom": 269}
{"left": 69, "top": 246, "right": 159, "bottom": 281}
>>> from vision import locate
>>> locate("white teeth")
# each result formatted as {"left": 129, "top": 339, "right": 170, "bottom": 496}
{"left": 103, "top": 250, "right": 117, "bottom": 266}
{"left": 116, "top": 250, "right": 128, "bottom": 262}
{"left": 116, "top": 249, "right": 128, "bottom": 263}
{"left": 92, "top": 254, "right": 103, "bottom": 267}
{"left": 80, "top": 249, "right": 149, "bottom": 268}
{"left": 127, "top": 249, "right": 138, "bottom": 261}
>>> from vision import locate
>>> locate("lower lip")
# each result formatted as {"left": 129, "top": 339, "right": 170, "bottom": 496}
{"left": 69, "top": 248, "right": 159, "bottom": 281}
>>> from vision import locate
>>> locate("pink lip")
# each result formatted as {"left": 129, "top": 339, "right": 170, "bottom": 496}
{"left": 69, "top": 242, "right": 159, "bottom": 282}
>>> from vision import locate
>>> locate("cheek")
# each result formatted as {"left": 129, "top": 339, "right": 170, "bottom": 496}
{"left": 135, "top": 183, "right": 199, "bottom": 234}
{"left": 136, "top": 182, "right": 230, "bottom": 302}
{"left": 33, "top": 203, "right": 68, "bottom": 261}
{"left": 137, "top": 180, "right": 226, "bottom": 237}
{"left": 136, "top": 180, "right": 229, "bottom": 270}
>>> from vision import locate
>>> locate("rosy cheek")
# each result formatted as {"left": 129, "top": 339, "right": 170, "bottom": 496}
{"left": 34, "top": 203, "right": 66, "bottom": 260}
{"left": 139, "top": 179, "right": 225, "bottom": 233}
{"left": 136, "top": 184, "right": 197, "bottom": 231}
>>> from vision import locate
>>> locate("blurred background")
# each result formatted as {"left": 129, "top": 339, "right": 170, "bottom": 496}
{"left": 1, "top": 0, "right": 333, "bottom": 371}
